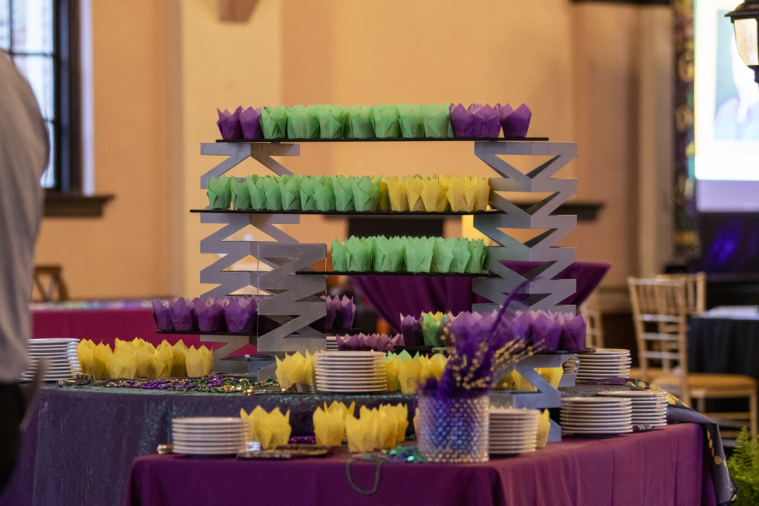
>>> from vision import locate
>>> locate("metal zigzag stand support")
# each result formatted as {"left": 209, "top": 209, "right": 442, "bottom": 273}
{"left": 199, "top": 142, "right": 326, "bottom": 379}
{"left": 472, "top": 141, "right": 578, "bottom": 313}
{"left": 474, "top": 141, "right": 579, "bottom": 442}
{"left": 196, "top": 140, "right": 581, "bottom": 403}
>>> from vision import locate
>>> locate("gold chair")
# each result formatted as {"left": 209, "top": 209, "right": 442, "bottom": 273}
{"left": 32, "top": 265, "right": 69, "bottom": 302}
{"left": 655, "top": 272, "right": 706, "bottom": 315}
{"left": 580, "top": 291, "right": 604, "bottom": 349}
{"left": 627, "top": 276, "right": 757, "bottom": 438}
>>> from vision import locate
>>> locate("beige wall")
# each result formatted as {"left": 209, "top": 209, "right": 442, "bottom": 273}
{"left": 33, "top": 0, "right": 674, "bottom": 307}
{"left": 35, "top": 0, "right": 172, "bottom": 299}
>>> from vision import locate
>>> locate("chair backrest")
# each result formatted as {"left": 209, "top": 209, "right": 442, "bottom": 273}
{"left": 655, "top": 272, "right": 706, "bottom": 315}
{"left": 580, "top": 292, "right": 604, "bottom": 348}
{"left": 32, "top": 265, "right": 69, "bottom": 302}
{"left": 627, "top": 276, "right": 690, "bottom": 402}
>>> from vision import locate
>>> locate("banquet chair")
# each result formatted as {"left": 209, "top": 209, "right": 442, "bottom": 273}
{"left": 655, "top": 272, "right": 706, "bottom": 315}
{"left": 580, "top": 292, "right": 604, "bottom": 348}
{"left": 627, "top": 276, "right": 758, "bottom": 438}
{"left": 32, "top": 265, "right": 69, "bottom": 302}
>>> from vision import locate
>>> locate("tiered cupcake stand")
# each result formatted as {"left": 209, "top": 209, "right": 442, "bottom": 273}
{"left": 187, "top": 137, "right": 579, "bottom": 439}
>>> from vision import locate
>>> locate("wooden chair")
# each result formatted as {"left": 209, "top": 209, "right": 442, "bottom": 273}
{"left": 627, "top": 276, "right": 757, "bottom": 438}
{"left": 32, "top": 265, "right": 69, "bottom": 302}
{"left": 580, "top": 292, "right": 604, "bottom": 349}
{"left": 655, "top": 272, "right": 706, "bottom": 315}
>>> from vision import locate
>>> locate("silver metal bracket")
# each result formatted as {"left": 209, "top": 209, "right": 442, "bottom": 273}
{"left": 472, "top": 141, "right": 578, "bottom": 314}
{"left": 199, "top": 143, "right": 326, "bottom": 377}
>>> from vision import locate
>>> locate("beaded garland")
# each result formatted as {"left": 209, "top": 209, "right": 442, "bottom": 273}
{"left": 104, "top": 375, "right": 279, "bottom": 394}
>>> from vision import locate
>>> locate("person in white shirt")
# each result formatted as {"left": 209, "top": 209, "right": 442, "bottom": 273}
{"left": 0, "top": 49, "right": 49, "bottom": 492}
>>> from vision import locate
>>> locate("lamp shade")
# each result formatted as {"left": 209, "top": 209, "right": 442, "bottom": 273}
{"left": 727, "top": 0, "right": 759, "bottom": 83}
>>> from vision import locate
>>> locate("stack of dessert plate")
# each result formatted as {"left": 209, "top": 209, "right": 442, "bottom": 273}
{"left": 314, "top": 351, "right": 386, "bottom": 393}
{"left": 20, "top": 338, "right": 81, "bottom": 382}
{"left": 560, "top": 397, "right": 633, "bottom": 436}
{"left": 172, "top": 417, "right": 247, "bottom": 456}
{"left": 576, "top": 349, "right": 631, "bottom": 381}
{"left": 325, "top": 336, "right": 338, "bottom": 351}
{"left": 489, "top": 408, "right": 540, "bottom": 455}
{"left": 598, "top": 390, "right": 668, "bottom": 428}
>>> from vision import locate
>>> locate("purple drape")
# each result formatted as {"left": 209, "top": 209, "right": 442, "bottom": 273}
{"left": 353, "top": 261, "right": 610, "bottom": 333}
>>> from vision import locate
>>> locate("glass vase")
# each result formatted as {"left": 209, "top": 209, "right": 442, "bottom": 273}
{"left": 417, "top": 392, "right": 489, "bottom": 463}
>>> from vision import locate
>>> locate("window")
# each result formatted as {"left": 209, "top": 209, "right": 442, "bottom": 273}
{"left": 1, "top": 0, "right": 79, "bottom": 192}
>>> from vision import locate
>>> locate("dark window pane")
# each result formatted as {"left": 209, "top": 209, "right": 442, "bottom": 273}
{"left": 12, "top": 54, "right": 53, "bottom": 120}
{"left": 11, "top": 0, "right": 53, "bottom": 54}
{"left": 0, "top": 0, "right": 9, "bottom": 50}
{"left": 40, "top": 121, "right": 54, "bottom": 188}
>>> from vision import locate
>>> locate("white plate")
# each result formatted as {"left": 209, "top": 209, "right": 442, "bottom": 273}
{"left": 315, "top": 371, "right": 386, "bottom": 377}
{"left": 561, "top": 423, "right": 631, "bottom": 429}
{"left": 490, "top": 433, "right": 539, "bottom": 440}
{"left": 489, "top": 445, "right": 538, "bottom": 452}
{"left": 562, "top": 397, "right": 631, "bottom": 405}
{"left": 171, "top": 416, "right": 245, "bottom": 427}
{"left": 488, "top": 440, "right": 537, "bottom": 447}
{"left": 632, "top": 406, "right": 668, "bottom": 412}
{"left": 316, "top": 382, "right": 387, "bottom": 389}
{"left": 173, "top": 447, "right": 243, "bottom": 454}
{"left": 172, "top": 426, "right": 247, "bottom": 433}
{"left": 490, "top": 435, "right": 538, "bottom": 443}
{"left": 489, "top": 409, "right": 541, "bottom": 417}
{"left": 490, "top": 422, "right": 540, "bottom": 429}
{"left": 560, "top": 409, "right": 633, "bottom": 415}
{"left": 173, "top": 438, "right": 245, "bottom": 445}
{"left": 561, "top": 416, "right": 632, "bottom": 423}
{"left": 174, "top": 440, "right": 246, "bottom": 447}
{"left": 315, "top": 380, "right": 386, "bottom": 386}
{"left": 30, "top": 338, "right": 79, "bottom": 344}
{"left": 561, "top": 420, "right": 632, "bottom": 427}
{"left": 598, "top": 391, "right": 667, "bottom": 398}
{"left": 173, "top": 436, "right": 246, "bottom": 443}
{"left": 490, "top": 420, "right": 541, "bottom": 427}
{"left": 490, "top": 426, "right": 540, "bottom": 433}
{"left": 562, "top": 428, "right": 633, "bottom": 435}
{"left": 489, "top": 444, "right": 537, "bottom": 450}
{"left": 577, "top": 365, "right": 632, "bottom": 369}
{"left": 315, "top": 364, "right": 384, "bottom": 371}
{"left": 588, "top": 348, "right": 631, "bottom": 355}
{"left": 576, "top": 375, "right": 630, "bottom": 379}
{"left": 317, "top": 385, "right": 387, "bottom": 394}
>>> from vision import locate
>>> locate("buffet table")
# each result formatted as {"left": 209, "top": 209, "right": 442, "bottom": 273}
{"left": 123, "top": 423, "right": 714, "bottom": 506}
{"left": 0, "top": 386, "right": 413, "bottom": 506}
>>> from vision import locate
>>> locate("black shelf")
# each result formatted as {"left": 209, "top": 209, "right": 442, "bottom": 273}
{"left": 156, "top": 327, "right": 361, "bottom": 337}
{"left": 216, "top": 137, "right": 548, "bottom": 143}
{"left": 191, "top": 209, "right": 504, "bottom": 216}
{"left": 296, "top": 271, "right": 493, "bottom": 278}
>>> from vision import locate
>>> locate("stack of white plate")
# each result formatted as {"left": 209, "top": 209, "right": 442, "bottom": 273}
{"left": 598, "top": 390, "right": 668, "bottom": 427}
{"left": 314, "top": 351, "right": 386, "bottom": 393}
{"left": 20, "top": 338, "right": 81, "bottom": 382}
{"left": 326, "top": 336, "right": 338, "bottom": 351}
{"left": 172, "top": 417, "right": 247, "bottom": 456}
{"left": 560, "top": 397, "right": 633, "bottom": 436}
{"left": 576, "top": 349, "right": 631, "bottom": 381}
{"left": 489, "top": 408, "right": 540, "bottom": 455}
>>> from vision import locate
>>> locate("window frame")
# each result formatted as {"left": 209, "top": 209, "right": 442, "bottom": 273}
{"left": 6, "top": 0, "right": 111, "bottom": 216}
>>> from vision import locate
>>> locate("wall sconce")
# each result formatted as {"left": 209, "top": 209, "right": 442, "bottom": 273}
{"left": 726, "top": 0, "right": 759, "bottom": 84}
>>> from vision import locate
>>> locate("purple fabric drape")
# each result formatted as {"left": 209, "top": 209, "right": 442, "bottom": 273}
{"left": 353, "top": 261, "right": 610, "bottom": 333}
{"left": 122, "top": 423, "right": 713, "bottom": 506}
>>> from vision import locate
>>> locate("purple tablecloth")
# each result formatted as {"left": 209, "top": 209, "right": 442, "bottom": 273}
{"left": 354, "top": 261, "right": 610, "bottom": 332}
{"left": 123, "top": 423, "right": 714, "bottom": 506}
